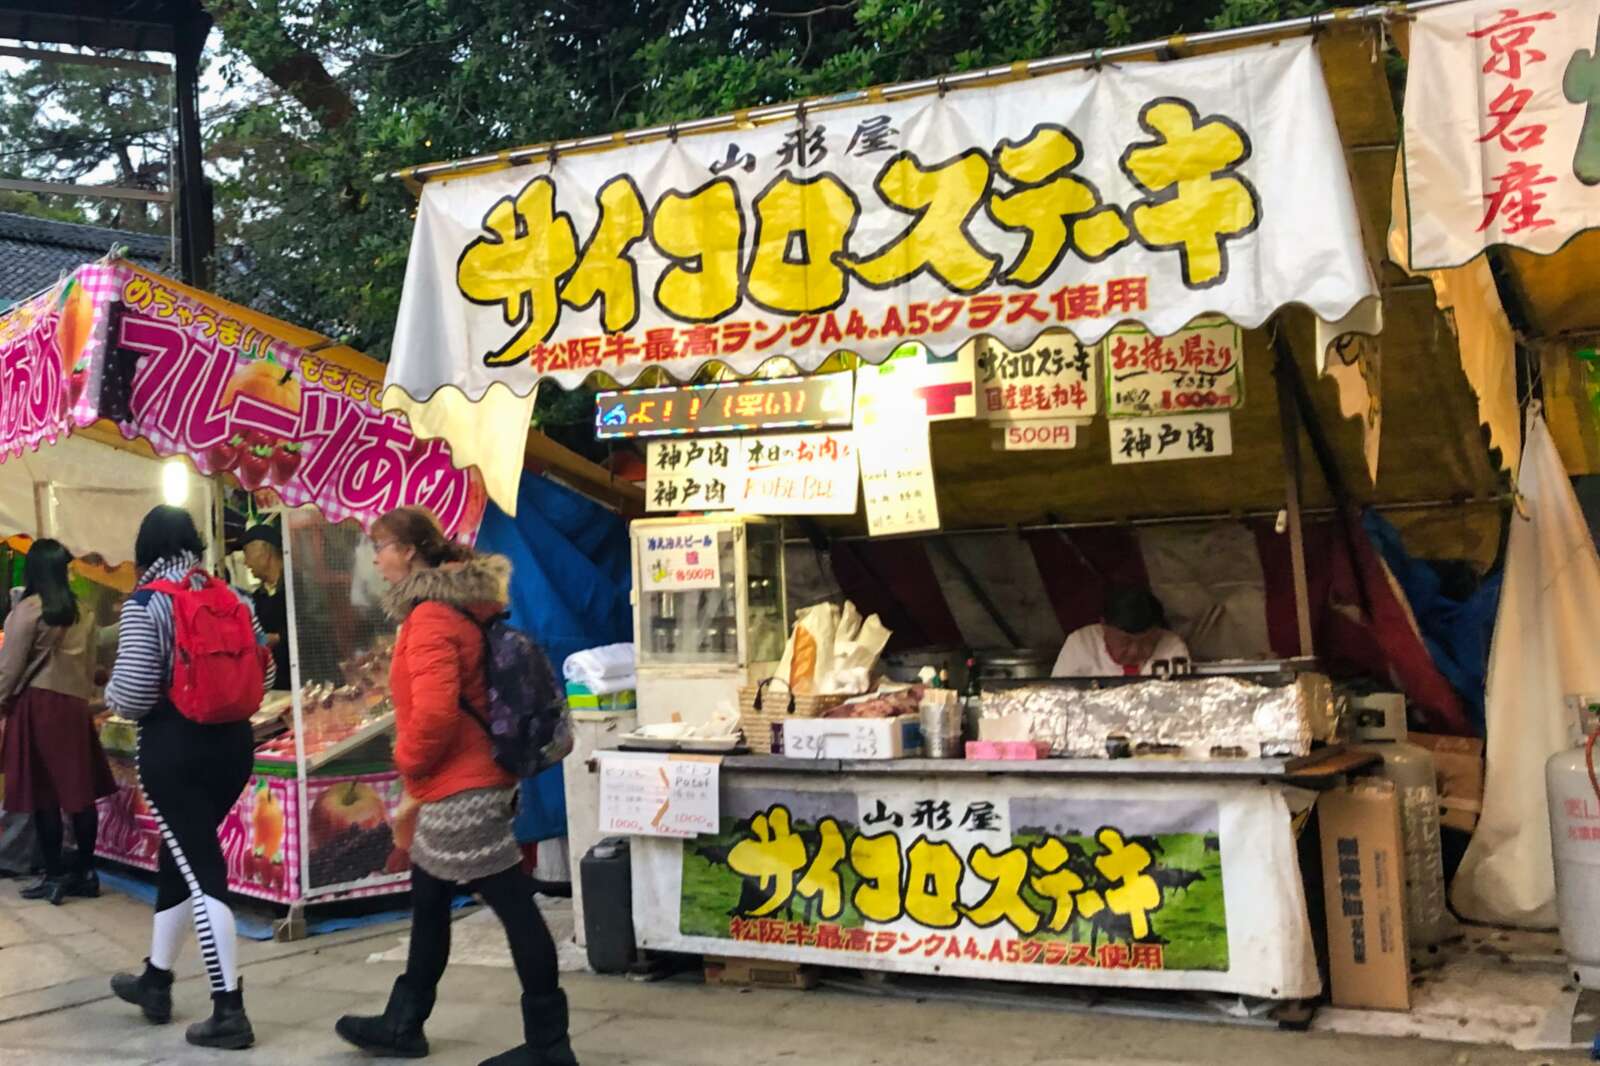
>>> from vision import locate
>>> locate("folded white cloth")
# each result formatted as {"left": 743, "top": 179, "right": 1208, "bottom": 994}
{"left": 563, "top": 643, "right": 636, "bottom": 686}
{"left": 569, "top": 674, "right": 637, "bottom": 696}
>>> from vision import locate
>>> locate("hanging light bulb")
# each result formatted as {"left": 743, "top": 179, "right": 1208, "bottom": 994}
{"left": 162, "top": 459, "right": 189, "bottom": 506}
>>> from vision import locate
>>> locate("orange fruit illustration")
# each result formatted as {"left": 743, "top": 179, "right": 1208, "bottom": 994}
{"left": 219, "top": 358, "right": 302, "bottom": 416}
{"left": 251, "top": 783, "right": 286, "bottom": 860}
{"left": 54, "top": 278, "right": 96, "bottom": 374}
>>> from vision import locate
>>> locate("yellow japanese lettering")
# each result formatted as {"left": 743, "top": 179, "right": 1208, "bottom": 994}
{"left": 989, "top": 125, "right": 1130, "bottom": 284}
{"left": 849, "top": 831, "right": 904, "bottom": 923}
{"left": 1028, "top": 839, "right": 1085, "bottom": 932}
{"left": 1120, "top": 99, "right": 1259, "bottom": 289}
{"left": 650, "top": 177, "right": 744, "bottom": 323}
{"left": 794, "top": 817, "right": 847, "bottom": 920}
{"left": 904, "top": 838, "right": 962, "bottom": 929}
{"left": 726, "top": 807, "right": 807, "bottom": 918}
{"left": 963, "top": 844, "right": 1039, "bottom": 934}
{"left": 839, "top": 150, "right": 999, "bottom": 294}
{"left": 1094, "top": 828, "right": 1161, "bottom": 939}
{"left": 746, "top": 174, "right": 859, "bottom": 315}
{"left": 457, "top": 176, "right": 578, "bottom": 365}
{"left": 561, "top": 176, "right": 647, "bottom": 333}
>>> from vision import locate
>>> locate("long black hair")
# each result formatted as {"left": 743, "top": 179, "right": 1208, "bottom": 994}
{"left": 22, "top": 539, "right": 77, "bottom": 628}
{"left": 134, "top": 505, "right": 206, "bottom": 571}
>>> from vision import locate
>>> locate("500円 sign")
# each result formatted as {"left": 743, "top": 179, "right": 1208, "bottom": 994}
{"left": 389, "top": 39, "right": 1375, "bottom": 401}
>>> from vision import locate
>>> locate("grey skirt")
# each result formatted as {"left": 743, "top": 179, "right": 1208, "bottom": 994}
{"left": 410, "top": 786, "right": 521, "bottom": 883}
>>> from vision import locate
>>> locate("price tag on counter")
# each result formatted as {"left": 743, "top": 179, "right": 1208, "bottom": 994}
{"left": 597, "top": 752, "right": 720, "bottom": 838}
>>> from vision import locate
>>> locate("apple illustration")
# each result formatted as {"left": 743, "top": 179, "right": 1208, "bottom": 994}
{"left": 309, "top": 780, "right": 387, "bottom": 847}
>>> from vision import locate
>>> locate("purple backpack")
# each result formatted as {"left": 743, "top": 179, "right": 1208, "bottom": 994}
{"left": 450, "top": 608, "right": 573, "bottom": 777}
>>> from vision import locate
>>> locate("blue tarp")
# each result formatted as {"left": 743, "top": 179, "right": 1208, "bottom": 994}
{"left": 1363, "top": 510, "right": 1502, "bottom": 734}
{"left": 476, "top": 473, "right": 633, "bottom": 844}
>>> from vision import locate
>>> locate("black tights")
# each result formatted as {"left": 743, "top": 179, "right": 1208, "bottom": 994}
{"left": 405, "top": 864, "right": 559, "bottom": 999}
{"left": 34, "top": 808, "right": 97, "bottom": 878}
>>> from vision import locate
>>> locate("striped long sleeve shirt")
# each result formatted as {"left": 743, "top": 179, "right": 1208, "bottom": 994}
{"left": 104, "top": 553, "right": 277, "bottom": 721}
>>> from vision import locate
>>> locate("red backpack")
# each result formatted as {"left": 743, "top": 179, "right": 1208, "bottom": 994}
{"left": 145, "top": 571, "right": 269, "bottom": 724}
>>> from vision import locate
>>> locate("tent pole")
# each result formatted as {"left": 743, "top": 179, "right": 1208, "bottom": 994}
{"left": 1274, "top": 326, "right": 1316, "bottom": 659}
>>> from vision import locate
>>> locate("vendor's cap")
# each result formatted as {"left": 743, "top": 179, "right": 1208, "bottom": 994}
{"left": 1103, "top": 585, "right": 1165, "bottom": 634}
{"left": 239, "top": 524, "right": 282, "bottom": 553}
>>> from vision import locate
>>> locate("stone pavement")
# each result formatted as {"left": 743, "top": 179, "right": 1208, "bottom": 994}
{"left": 0, "top": 873, "right": 1583, "bottom": 1066}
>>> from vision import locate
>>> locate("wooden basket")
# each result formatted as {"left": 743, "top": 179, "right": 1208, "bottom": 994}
{"left": 738, "top": 678, "right": 848, "bottom": 754}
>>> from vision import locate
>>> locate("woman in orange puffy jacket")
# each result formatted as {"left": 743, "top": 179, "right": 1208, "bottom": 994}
{"left": 335, "top": 506, "right": 575, "bottom": 1066}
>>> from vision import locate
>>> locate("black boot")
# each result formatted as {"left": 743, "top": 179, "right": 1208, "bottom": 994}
{"left": 335, "top": 975, "right": 433, "bottom": 1058}
{"left": 63, "top": 869, "right": 99, "bottom": 899}
{"left": 110, "top": 959, "right": 175, "bottom": 1024}
{"left": 479, "top": 991, "right": 578, "bottom": 1066}
{"left": 19, "top": 876, "right": 67, "bottom": 905}
{"left": 185, "top": 980, "right": 254, "bottom": 1050}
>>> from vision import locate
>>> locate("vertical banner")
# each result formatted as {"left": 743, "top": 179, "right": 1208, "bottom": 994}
{"left": 1404, "top": 0, "right": 1600, "bottom": 267}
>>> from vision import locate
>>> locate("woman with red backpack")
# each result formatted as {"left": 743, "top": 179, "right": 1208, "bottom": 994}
{"left": 334, "top": 505, "right": 574, "bottom": 1066}
{"left": 103, "top": 506, "right": 275, "bottom": 1052}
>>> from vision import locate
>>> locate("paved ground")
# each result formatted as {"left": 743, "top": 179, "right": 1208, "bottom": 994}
{"left": 0, "top": 873, "right": 1584, "bottom": 1066}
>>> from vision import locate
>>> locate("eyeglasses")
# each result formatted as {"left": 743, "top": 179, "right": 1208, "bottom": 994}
{"left": 371, "top": 539, "right": 397, "bottom": 554}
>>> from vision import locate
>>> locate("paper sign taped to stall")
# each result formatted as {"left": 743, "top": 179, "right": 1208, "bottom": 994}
{"left": 1110, "top": 413, "right": 1232, "bottom": 464}
{"left": 978, "top": 332, "right": 1098, "bottom": 422}
{"left": 1105, "top": 317, "right": 1244, "bottom": 418}
{"left": 646, "top": 438, "right": 741, "bottom": 512}
{"left": 859, "top": 408, "right": 940, "bottom": 537}
{"left": 597, "top": 752, "right": 720, "bottom": 838}
{"left": 639, "top": 526, "right": 723, "bottom": 591}
{"left": 736, "top": 432, "right": 859, "bottom": 515}
{"left": 995, "top": 420, "right": 1084, "bottom": 451}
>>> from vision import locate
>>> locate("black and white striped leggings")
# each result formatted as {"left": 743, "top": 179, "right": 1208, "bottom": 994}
{"left": 137, "top": 707, "right": 254, "bottom": 993}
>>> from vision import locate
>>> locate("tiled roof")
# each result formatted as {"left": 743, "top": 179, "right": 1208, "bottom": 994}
{"left": 0, "top": 212, "right": 169, "bottom": 306}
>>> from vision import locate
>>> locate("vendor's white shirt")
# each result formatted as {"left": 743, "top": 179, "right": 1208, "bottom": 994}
{"left": 1051, "top": 624, "right": 1191, "bottom": 677}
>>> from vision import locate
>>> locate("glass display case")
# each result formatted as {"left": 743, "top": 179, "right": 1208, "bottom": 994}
{"left": 631, "top": 515, "right": 787, "bottom": 726}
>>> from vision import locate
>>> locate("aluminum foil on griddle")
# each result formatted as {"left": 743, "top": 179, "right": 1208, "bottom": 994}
{"left": 981, "top": 674, "right": 1330, "bottom": 758}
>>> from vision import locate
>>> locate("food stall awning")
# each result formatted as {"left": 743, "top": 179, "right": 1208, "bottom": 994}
{"left": 378, "top": 23, "right": 1448, "bottom": 518}
{"left": 0, "top": 260, "right": 487, "bottom": 543}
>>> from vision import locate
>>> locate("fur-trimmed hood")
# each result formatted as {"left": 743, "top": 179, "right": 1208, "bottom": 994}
{"left": 382, "top": 553, "right": 511, "bottom": 621}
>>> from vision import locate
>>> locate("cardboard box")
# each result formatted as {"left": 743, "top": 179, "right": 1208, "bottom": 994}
{"left": 1410, "top": 732, "right": 1484, "bottom": 833}
{"left": 782, "top": 716, "right": 922, "bottom": 760}
{"left": 705, "top": 957, "right": 817, "bottom": 989}
{"left": 1319, "top": 781, "right": 1411, "bottom": 1011}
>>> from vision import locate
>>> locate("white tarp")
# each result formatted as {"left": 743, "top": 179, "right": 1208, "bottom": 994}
{"left": 385, "top": 40, "right": 1375, "bottom": 507}
{"left": 0, "top": 435, "right": 214, "bottom": 567}
{"left": 1453, "top": 411, "right": 1600, "bottom": 927}
{"left": 1403, "top": 0, "right": 1600, "bottom": 270}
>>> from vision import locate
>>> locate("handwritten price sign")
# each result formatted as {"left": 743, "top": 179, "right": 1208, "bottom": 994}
{"left": 598, "top": 753, "right": 720, "bottom": 838}
{"left": 1104, "top": 316, "right": 1244, "bottom": 419}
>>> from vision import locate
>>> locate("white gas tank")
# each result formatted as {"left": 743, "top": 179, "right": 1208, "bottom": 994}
{"left": 1547, "top": 742, "right": 1600, "bottom": 987}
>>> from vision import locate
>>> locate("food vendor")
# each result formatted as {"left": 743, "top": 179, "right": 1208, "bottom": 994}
{"left": 240, "top": 524, "right": 291, "bottom": 690}
{"left": 1051, "top": 585, "right": 1190, "bottom": 677}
